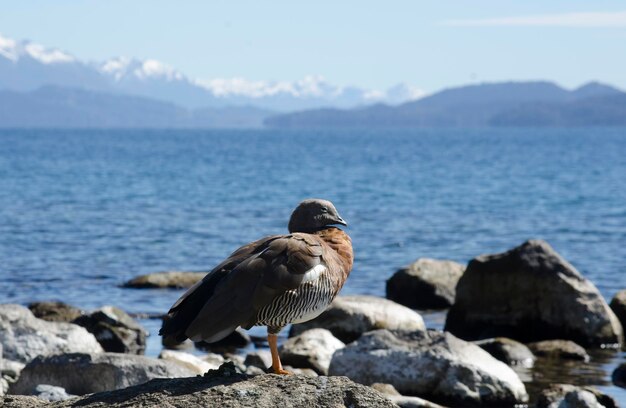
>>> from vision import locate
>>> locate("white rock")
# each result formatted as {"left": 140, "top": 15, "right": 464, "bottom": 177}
{"left": 290, "top": 295, "right": 425, "bottom": 343}
{"left": 0, "top": 304, "right": 103, "bottom": 364}
{"left": 279, "top": 328, "right": 344, "bottom": 375}
{"left": 159, "top": 350, "right": 221, "bottom": 375}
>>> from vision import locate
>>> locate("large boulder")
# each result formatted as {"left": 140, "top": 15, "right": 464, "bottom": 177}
{"left": 4, "top": 364, "right": 398, "bottom": 407}
{"left": 289, "top": 295, "right": 426, "bottom": 343}
{"left": 329, "top": 329, "right": 528, "bottom": 407}
{"left": 535, "top": 384, "right": 618, "bottom": 408}
{"left": 386, "top": 258, "right": 465, "bottom": 309}
{"left": 609, "top": 289, "right": 626, "bottom": 333}
{"left": 445, "top": 240, "right": 623, "bottom": 347}
{"left": 122, "top": 271, "right": 206, "bottom": 289}
{"left": 9, "top": 352, "right": 194, "bottom": 396}
{"left": 73, "top": 306, "right": 148, "bottom": 354}
{"left": 0, "top": 305, "right": 103, "bottom": 364}
{"left": 279, "top": 328, "right": 345, "bottom": 375}
{"left": 27, "top": 302, "right": 83, "bottom": 323}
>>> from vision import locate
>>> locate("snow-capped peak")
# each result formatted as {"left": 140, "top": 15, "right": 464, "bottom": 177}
{"left": 195, "top": 75, "right": 343, "bottom": 99}
{"left": 0, "top": 33, "right": 75, "bottom": 64}
{"left": 99, "top": 57, "right": 185, "bottom": 82}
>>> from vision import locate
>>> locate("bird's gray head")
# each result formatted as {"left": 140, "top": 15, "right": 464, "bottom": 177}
{"left": 288, "top": 199, "right": 347, "bottom": 233}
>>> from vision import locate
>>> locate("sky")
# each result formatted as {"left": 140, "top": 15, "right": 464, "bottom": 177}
{"left": 1, "top": 1, "right": 625, "bottom": 93}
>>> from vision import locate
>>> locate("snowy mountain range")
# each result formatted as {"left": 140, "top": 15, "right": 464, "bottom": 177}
{"left": 0, "top": 33, "right": 425, "bottom": 111}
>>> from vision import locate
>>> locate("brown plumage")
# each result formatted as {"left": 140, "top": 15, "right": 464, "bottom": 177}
{"left": 160, "top": 199, "right": 353, "bottom": 374}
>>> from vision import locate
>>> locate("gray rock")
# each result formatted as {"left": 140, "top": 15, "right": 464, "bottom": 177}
{"left": 279, "top": 328, "right": 344, "bottom": 375}
{"left": 613, "top": 362, "right": 626, "bottom": 388}
{"left": 528, "top": 340, "right": 589, "bottom": 361}
{"left": 33, "top": 384, "right": 75, "bottom": 401}
{"left": 609, "top": 289, "right": 626, "bottom": 335}
{"left": 123, "top": 271, "right": 206, "bottom": 289}
{"left": 0, "top": 304, "right": 103, "bottom": 364}
{"left": 386, "top": 258, "right": 465, "bottom": 309}
{"left": 329, "top": 329, "right": 528, "bottom": 407}
{"left": 371, "top": 383, "right": 445, "bottom": 408}
{"left": 445, "top": 240, "right": 623, "bottom": 348}
{"left": 1, "top": 359, "right": 25, "bottom": 380}
{"left": 243, "top": 350, "right": 272, "bottom": 371}
{"left": 9, "top": 352, "right": 194, "bottom": 395}
{"left": 27, "top": 302, "right": 83, "bottom": 323}
{"left": 290, "top": 295, "right": 426, "bottom": 343}
{"left": 536, "top": 384, "right": 617, "bottom": 408}
{"left": 474, "top": 337, "right": 535, "bottom": 367}
{"left": 5, "top": 365, "right": 398, "bottom": 407}
{"left": 73, "top": 306, "right": 148, "bottom": 354}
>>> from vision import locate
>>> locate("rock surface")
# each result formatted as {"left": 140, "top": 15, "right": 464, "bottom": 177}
{"left": 9, "top": 352, "right": 194, "bottom": 396}
{"left": 445, "top": 240, "right": 623, "bottom": 347}
{"left": 386, "top": 258, "right": 465, "bottom": 309}
{"left": 243, "top": 350, "right": 272, "bottom": 371}
{"left": 535, "top": 383, "right": 618, "bottom": 408}
{"left": 279, "top": 328, "right": 345, "bottom": 375}
{"left": 329, "top": 329, "right": 528, "bottom": 407}
{"left": 3, "top": 368, "right": 398, "bottom": 407}
{"left": 73, "top": 306, "right": 148, "bottom": 354}
{"left": 27, "top": 302, "right": 83, "bottom": 323}
{"left": 474, "top": 337, "right": 535, "bottom": 367}
{"left": 123, "top": 271, "right": 206, "bottom": 289}
{"left": 609, "top": 289, "right": 626, "bottom": 335}
{"left": 289, "top": 295, "right": 426, "bottom": 343}
{"left": 0, "top": 304, "right": 103, "bottom": 364}
{"left": 528, "top": 340, "right": 590, "bottom": 361}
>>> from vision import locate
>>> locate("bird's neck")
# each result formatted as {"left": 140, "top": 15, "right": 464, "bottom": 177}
{"left": 314, "top": 227, "right": 354, "bottom": 275}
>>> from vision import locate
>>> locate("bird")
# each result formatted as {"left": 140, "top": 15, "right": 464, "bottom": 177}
{"left": 159, "top": 198, "right": 353, "bottom": 374}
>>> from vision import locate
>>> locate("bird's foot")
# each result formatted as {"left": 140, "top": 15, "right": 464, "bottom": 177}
{"left": 267, "top": 366, "right": 292, "bottom": 375}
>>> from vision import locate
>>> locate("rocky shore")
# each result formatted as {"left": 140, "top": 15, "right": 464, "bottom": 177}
{"left": 1, "top": 239, "right": 625, "bottom": 407}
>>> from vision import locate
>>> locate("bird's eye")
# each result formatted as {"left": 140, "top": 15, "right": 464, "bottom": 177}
{"left": 321, "top": 207, "right": 329, "bottom": 213}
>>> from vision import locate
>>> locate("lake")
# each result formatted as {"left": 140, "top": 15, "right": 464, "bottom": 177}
{"left": 1, "top": 127, "right": 625, "bottom": 403}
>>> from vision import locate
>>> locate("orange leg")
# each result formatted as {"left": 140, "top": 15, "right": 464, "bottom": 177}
{"left": 268, "top": 333, "right": 291, "bottom": 375}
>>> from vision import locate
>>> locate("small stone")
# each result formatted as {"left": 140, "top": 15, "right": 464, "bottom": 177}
{"left": 536, "top": 384, "right": 618, "bottom": 408}
{"left": 609, "top": 289, "right": 626, "bottom": 334}
{"left": 279, "top": 328, "right": 344, "bottom": 375}
{"left": 613, "top": 362, "right": 626, "bottom": 388}
{"left": 122, "top": 271, "right": 206, "bottom": 289}
{"left": 159, "top": 350, "right": 221, "bottom": 375}
{"left": 244, "top": 350, "right": 272, "bottom": 371}
{"left": 73, "top": 306, "right": 148, "bottom": 354}
{"left": 528, "top": 340, "right": 589, "bottom": 361}
{"left": 27, "top": 302, "right": 83, "bottom": 323}
{"left": 33, "top": 384, "right": 75, "bottom": 401}
{"left": 474, "top": 337, "right": 535, "bottom": 367}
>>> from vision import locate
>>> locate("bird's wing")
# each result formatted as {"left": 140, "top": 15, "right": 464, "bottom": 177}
{"left": 183, "top": 232, "right": 325, "bottom": 342}
{"left": 159, "top": 235, "right": 281, "bottom": 342}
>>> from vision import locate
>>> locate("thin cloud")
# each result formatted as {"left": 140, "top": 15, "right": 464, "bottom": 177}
{"left": 443, "top": 11, "right": 626, "bottom": 28}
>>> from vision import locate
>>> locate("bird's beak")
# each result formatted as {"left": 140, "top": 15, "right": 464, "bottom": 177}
{"left": 335, "top": 216, "right": 348, "bottom": 227}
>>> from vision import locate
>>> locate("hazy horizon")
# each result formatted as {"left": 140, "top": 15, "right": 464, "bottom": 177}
{"left": 2, "top": 1, "right": 626, "bottom": 95}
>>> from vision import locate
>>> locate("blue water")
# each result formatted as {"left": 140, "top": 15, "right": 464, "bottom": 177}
{"left": 1, "top": 128, "right": 625, "bottom": 402}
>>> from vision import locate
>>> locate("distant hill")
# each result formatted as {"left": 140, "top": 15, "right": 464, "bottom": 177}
{"left": 0, "top": 86, "right": 273, "bottom": 128}
{"left": 265, "top": 81, "right": 626, "bottom": 128}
